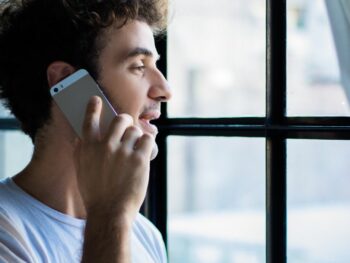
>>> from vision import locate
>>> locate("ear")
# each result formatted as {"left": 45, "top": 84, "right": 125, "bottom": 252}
{"left": 47, "top": 61, "right": 75, "bottom": 87}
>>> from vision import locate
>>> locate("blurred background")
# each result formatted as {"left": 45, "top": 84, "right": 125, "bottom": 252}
{"left": 1, "top": 0, "right": 350, "bottom": 262}
{"left": 167, "top": 0, "right": 350, "bottom": 263}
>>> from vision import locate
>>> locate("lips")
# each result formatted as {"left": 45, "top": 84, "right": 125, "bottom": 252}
{"left": 138, "top": 111, "right": 161, "bottom": 136}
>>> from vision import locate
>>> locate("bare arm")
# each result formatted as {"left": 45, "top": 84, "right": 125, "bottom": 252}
{"left": 75, "top": 96, "right": 154, "bottom": 263}
{"left": 81, "top": 212, "right": 132, "bottom": 263}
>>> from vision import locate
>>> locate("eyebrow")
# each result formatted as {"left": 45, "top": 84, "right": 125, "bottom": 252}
{"left": 123, "top": 47, "right": 161, "bottom": 61}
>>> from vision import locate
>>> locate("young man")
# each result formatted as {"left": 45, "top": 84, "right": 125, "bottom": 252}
{"left": 0, "top": 0, "right": 172, "bottom": 262}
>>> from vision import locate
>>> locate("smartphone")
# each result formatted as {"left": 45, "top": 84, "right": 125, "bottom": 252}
{"left": 50, "top": 69, "right": 117, "bottom": 138}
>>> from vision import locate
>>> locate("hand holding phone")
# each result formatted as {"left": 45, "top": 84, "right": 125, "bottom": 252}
{"left": 51, "top": 68, "right": 154, "bottom": 221}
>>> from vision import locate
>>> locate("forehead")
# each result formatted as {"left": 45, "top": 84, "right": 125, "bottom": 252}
{"left": 100, "top": 20, "right": 158, "bottom": 60}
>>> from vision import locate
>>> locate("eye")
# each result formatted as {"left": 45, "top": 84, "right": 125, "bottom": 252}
{"left": 134, "top": 65, "right": 146, "bottom": 71}
{"left": 130, "top": 63, "right": 146, "bottom": 74}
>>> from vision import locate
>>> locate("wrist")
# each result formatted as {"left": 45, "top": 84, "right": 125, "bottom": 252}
{"left": 82, "top": 205, "right": 133, "bottom": 263}
{"left": 86, "top": 205, "right": 134, "bottom": 229}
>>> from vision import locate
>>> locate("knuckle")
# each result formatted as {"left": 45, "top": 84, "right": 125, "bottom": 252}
{"left": 134, "top": 126, "right": 143, "bottom": 134}
{"left": 139, "top": 133, "right": 154, "bottom": 145}
{"left": 109, "top": 117, "right": 120, "bottom": 127}
{"left": 83, "top": 118, "right": 94, "bottom": 132}
{"left": 126, "top": 125, "right": 142, "bottom": 136}
{"left": 104, "top": 140, "right": 115, "bottom": 152}
{"left": 142, "top": 133, "right": 153, "bottom": 141}
{"left": 110, "top": 114, "right": 133, "bottom": 131}
{"left": 132, "top": 152, "right": 146, "bottom": 165}
{"left": 117, "top": 145, "right": 130, "bottom": 157}
{"left": 117, "top": 114, "right": 133, "bottom": 124}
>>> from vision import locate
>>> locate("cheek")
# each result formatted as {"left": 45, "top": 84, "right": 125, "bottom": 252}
{"left": 102, "top": 74, "right": 147, "bottom": 115}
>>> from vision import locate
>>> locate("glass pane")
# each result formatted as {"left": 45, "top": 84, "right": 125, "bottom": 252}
{"left": 168, "top": 137, "right": 265, "bottom": 263}
{"left": 167, "top": 0, "right": 266, "bottom": 117}
{"left": 288, "top": 140, "right": 350, "bottom": 263}
{"left": 0, "top": 131, "right": 33, "bottom": 179}
{"left": 287, "top": 0, "right": 350, "bottom": 116}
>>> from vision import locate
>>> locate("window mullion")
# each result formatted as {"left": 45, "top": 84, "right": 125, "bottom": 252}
{"left": 266, "top": 1, "right": 287, "bottom": 263}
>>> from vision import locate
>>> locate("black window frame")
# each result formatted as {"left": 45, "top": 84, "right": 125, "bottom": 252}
{"left": 1, "top": 1, "right": 350, "bottom": 262}
{"left": 145, "top": 1, "right": 350, "bottom": 263}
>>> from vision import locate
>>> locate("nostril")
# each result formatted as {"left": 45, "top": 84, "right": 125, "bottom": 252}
{"left": 158, "top": 96, "right": 167, "bottom": 102}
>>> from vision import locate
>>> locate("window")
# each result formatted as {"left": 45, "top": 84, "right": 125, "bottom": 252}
{"left": 144, "top": 1, "right": 350, "bottom": 263}
{"left": 0, "top": 104, "right": 33, "bottom": 179}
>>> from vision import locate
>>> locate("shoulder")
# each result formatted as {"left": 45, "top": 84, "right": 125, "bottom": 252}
{"left": 135, "top": 214, "right": 161, "bottom": 236}
{"left": 0, "top": 178, "right": 34, "bottom": 245}
{"left": 134, "top": 213, "right": 164, "bottom": 245}
{"left": 0, "top": 178, "right": 25, "bottom": 241}
{"left": 0, "top": 177, "right": 12, "bottom": 197}
{"left": 0, "top": 178, "right": 20, "bottom": 211}
{"left": 0, "top": 178, "right": 26, "bottom": 219}
{"left": 134, "top": 213, "right": 167, "bottom": 263}
{"left": 0, "top": 205, "right": 35, "bottom": 263}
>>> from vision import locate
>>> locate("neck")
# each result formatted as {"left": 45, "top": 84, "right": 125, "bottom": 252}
{"left": 13, "top": 126, "right": 86, "bottom": 219}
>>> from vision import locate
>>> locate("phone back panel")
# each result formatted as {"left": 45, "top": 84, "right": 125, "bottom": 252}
{"left": 50, "top": 69, "right": 116, "bottom": 138}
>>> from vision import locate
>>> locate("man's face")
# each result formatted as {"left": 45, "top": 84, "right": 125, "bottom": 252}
{"left": 96, "top": 20, "right": 172, "bottom": 159}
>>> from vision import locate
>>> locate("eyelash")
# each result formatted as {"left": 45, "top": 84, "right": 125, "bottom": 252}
{"left": 130, "top": 63, "right": 146, "bottom": 73}
{"left": 135, "top": 65, "right": 146, "bottom": 71}
{"left": 130, "top": 60, "right": 158, "bottom": 74}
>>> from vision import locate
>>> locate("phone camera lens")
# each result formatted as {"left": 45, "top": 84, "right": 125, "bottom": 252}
{"left": 53, "top": 88, "right": 59, "bottom": 93}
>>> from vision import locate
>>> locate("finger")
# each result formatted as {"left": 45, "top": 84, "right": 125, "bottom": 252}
{"left": 121, "top": 126, "right": 143, "bottom": 150}
{"left": 104, "top": 114, "right": 134, "bottom": 145}
{"left": 82, "top": 96, "right": 102, "bottom": 141}
{"left": 134, "top": 133, "right": 154, "bottom": 159}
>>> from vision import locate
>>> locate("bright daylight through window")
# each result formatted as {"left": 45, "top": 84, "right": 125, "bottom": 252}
{"left": 166, "top": 0, "right": 350, "bottom": 263}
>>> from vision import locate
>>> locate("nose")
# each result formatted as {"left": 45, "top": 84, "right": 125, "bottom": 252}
{"left": 148, "top": 69, "right": 172, "bottom": 102}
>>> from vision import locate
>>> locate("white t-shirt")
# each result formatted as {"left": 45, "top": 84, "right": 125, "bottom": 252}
{"left": 0, "top": 177, "right": 167, "bottom": 263}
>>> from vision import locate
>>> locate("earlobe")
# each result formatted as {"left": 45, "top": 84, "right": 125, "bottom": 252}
{"left": 47, "top": 61, "right": 75, "bottom": 87}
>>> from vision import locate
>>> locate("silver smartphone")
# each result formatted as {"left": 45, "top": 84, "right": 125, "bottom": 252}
{"left": 50, "top": 69, "right": 117, "bottom": 138}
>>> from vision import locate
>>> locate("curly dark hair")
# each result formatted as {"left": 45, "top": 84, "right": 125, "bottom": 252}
{"left": 0, "top": 0, "right": 167, "bottom": 141}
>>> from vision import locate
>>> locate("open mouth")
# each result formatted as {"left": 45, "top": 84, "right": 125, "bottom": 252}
{"left": 138, "top": 111, "right": 160, "bottom": 136}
